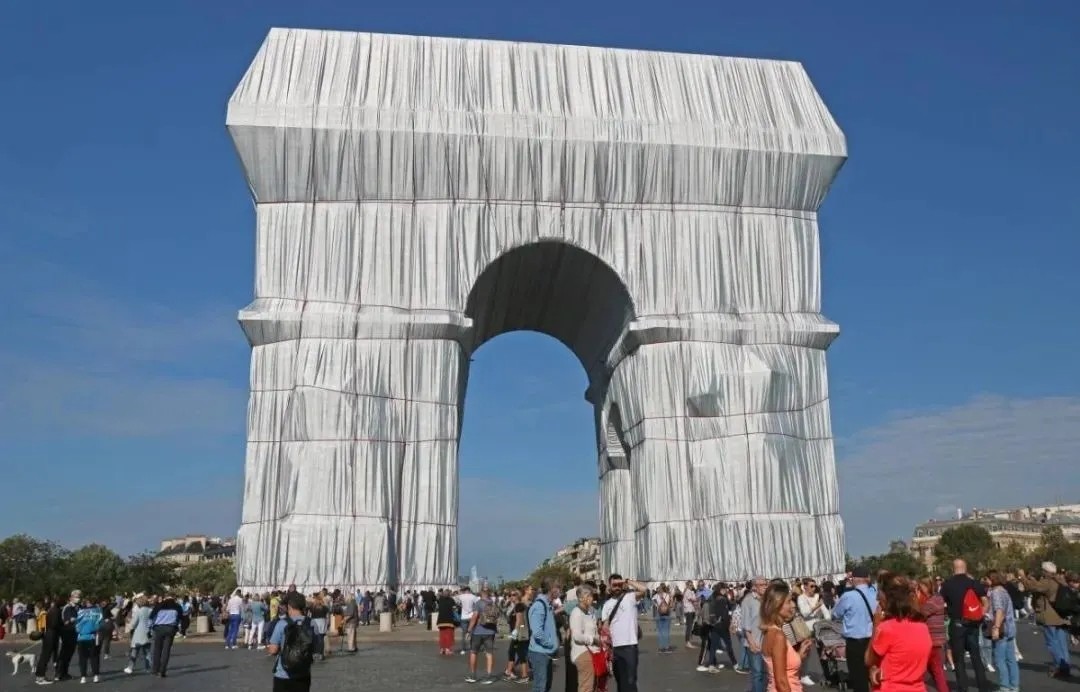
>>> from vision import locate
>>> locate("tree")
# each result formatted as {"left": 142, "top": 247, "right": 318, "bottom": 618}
{"left": 179, "top": 559, "right": 237, "bottom": 595}
{"left": 61, "top": 545, "right": 127, "bottom": 599}
{"left": 0, "top": 534, "right": 69, "bottom": 601}
{"left": 990, "top": 542, "right": 1030, "bottom": 572}
{"left": 528, "top": 562, "right": 576, "bottom": 588}
{"left": 498, "top": 579, "right": 529, "bottom": 593}
{"left": 1030, "top": 526, "right": 1080, "bottom": 573}
{"left": 123, "top": 552, "right": 179, "bottom": 595}
{"left": 933, "top": 525, "right": 996, "bottom": 574}
{"left": 856, "top": 551, "right": 927, "bottom": 578}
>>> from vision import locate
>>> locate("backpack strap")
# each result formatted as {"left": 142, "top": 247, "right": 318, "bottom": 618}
{"left": 605, "top": 592, "right": 633, "bottom": 626}
{"left": 853, "top": 587, "right": 874, "bottom": 620}
{"left": 531, "top": 598, "right": 549, "bottom": 637}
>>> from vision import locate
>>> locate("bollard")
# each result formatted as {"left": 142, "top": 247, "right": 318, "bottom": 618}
{"left": 196, "top": 615, "right": 210, "bottom": 634}
{"left": 379, "top": 611, "right": 392, "bottom": 633}
{"left": 26, "top": 618, "right": 38, "bottom": 635}
{"left": 431, "top": 612, "right": 438, "bottom": 630}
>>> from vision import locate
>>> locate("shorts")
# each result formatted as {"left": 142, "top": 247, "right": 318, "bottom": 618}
{"left": 470, "top": 633, "right": 496, "bottom": 653}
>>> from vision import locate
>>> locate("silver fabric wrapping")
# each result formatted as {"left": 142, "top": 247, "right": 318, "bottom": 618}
{"left": 229, "top": 29, "right": 847, "bottom": 591}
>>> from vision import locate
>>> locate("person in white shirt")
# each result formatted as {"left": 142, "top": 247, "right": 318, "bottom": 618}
{"left": 570, "top": 585, "right": 604, "bottom": 692}
{"left": 455, "top": 587, "right": 480, "bottom": 655}
{"left": 600, "top": 574, "right": 646, "bottom": 692}
{"left": 682, "top": 580, "right": 699, "bottom": 649}
{"left": 652, "top": 584, "right": 675, "bottom": 653}
{"left": 796, "top": 581, "right": 829, "bottom": 626}
{"left": 225, "top": 589, "right": 244, "bottom": 650}
{"left": 796, "top": 580, "right": 828, "bottom": 687}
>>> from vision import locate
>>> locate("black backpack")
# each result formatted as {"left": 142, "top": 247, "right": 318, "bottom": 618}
{"left": 1053, "top": 584, "right": 1080, "bottom": 618}
{"left": 279, "top": 617, "right": 315, "bottom": 677}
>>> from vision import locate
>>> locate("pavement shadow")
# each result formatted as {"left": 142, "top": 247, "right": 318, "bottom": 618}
{"left": 167, "top": 664, "right": 231, "bottom": 678}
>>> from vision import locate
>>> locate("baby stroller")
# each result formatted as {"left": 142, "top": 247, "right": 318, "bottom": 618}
{"left": 812, "top": 620, "right": 848, "bottom": 690}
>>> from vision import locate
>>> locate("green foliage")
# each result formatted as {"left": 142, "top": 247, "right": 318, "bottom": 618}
{"left": 497, "top": 562, "right": 578, "bottom": 593}
{"left": 0, "top": 534, "right": 69, "bottom": 601}
{"left": 528, "top": 562, "right": 576, "bottom": 588}
{"left": 179, "top": 559, "right": 237, "bottom": 595}
{"left": 856, "top": 550, "right": 927, "bottom": 577}
{"left": 990, "top": 542, "right": 1030, "bottom": 572}
{"left": 123, "top": 552, "right": 179, "bottom": 595}
{"left": 61, "top": 545, "right": 127, "bottom": 600}
{"left": 498, "top": 579, "right": 529, "bottom": 593}
{"left": 1029, "top": 526, "right": 1080, "bottom": 573}
{"left": 933, "top": 525, "right": 997, "bottom": 574}
{"left": 0, "top": 534, "right": 232, "bottom": 601}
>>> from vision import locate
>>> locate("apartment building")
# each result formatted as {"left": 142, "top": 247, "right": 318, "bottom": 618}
{"left": 910, "top": 502, "right": 1080, "bottom": 568}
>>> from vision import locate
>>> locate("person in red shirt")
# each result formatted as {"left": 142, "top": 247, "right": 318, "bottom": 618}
{"left": 867, "top": 574, "right": 932, "bottom": 692}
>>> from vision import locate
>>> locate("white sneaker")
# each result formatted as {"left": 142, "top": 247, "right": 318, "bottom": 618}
{"left": 802, "top": 675, "right": 816, "bottom": 686}
{"left": 696, "top": 665, "right": 709, "bottom": 672}
{"left": 80, "top": 677, "right": 87, "bottom": 684}
{"left": 123, "top": 666, "right": 133, "bottom": 675}
{"left": 986, "top": 664, "right": 996, "bottom": 673}
{"left": 92, "top": 676, "right": 99, "bottom": 684}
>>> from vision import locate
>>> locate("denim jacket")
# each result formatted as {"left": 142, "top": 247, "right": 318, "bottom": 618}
{"left": 527, "top": 595, "right": 558, "bottom": 655}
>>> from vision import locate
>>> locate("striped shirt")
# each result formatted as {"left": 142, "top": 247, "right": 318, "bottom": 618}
{"left": 921, "top": 594, "right": 946, "bottom": 645}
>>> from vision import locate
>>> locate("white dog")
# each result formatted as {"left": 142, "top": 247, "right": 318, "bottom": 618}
{"left": 7, "top": 651, "right": 37, "bottom": 675}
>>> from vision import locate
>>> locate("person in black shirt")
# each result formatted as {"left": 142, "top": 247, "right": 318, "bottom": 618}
{"left": 34, "top": 598, "right": 64, "bottom": 683}
{"left": 1003, "top": 577, "right": 1025, "bottom": 615}
{"left": 150, "top": 595, "right": 184, "bottom": 677}
{"left": 939, "top": 559, "right": 989, "bottom": 692}
{"left": 57, "top": 590, "right": 81, "bottom": 680}
{"left": 710, "top": 585, "right": 737, "bottom": 668}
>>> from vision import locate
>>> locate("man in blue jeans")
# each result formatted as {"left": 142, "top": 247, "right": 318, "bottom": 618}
{"left": 1019, "top": 564, "right": 1074, "bottom": 680}
{"left": 527, "top": 579, "right": 560, "bottom": 692}
{"left": 225, "top": 589, "right": 244, "bottom": 649}
{"left": 740, "top": 579, "right": 768, "bottom": 692}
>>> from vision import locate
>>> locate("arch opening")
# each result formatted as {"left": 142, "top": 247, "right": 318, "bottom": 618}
{"left": 465, "top": 241, "right": 636, "bottom": 385}
{"left": 459, "top": 241, "right": 636, "bottom": 579}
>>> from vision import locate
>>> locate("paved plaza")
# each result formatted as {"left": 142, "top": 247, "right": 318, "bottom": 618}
{"left": 2, "top": 627, "right": 1076, "bottom": 692}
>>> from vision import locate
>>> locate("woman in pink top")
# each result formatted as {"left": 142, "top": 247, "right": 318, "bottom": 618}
{"left": 762, "top": 582, "right": 814, "bottom": 692}
{"left": 868, "top": 574, "right": 932, "bottom": 692}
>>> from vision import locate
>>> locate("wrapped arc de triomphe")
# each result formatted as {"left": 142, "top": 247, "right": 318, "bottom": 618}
{"left": 227, "top": 28, "right": 848, "bottom": 591}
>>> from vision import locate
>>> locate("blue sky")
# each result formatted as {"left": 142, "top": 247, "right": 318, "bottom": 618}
{"left": 1, "top": 1, "right": 1078, "bottom": 580}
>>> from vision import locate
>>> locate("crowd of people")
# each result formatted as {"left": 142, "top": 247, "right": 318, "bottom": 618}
{"left": 427, "top": 561, "right": 1079, "bottom": 692}
{"left": 1, "top": 561, "right": 1077, "bottom": 692}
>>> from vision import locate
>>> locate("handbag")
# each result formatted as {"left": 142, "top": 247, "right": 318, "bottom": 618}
{"left": 512, "top": 618, "right": 529, "bottom": 641}
{"left": 591, "top": 649, "right": 608, "bottom": 676}
{"left": 790, "top": 615, "right": 813, "bottom": 643}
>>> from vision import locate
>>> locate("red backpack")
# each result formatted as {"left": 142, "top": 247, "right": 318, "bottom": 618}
{"left": 961, "top": 588, "right": 984, "bottom": 624}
